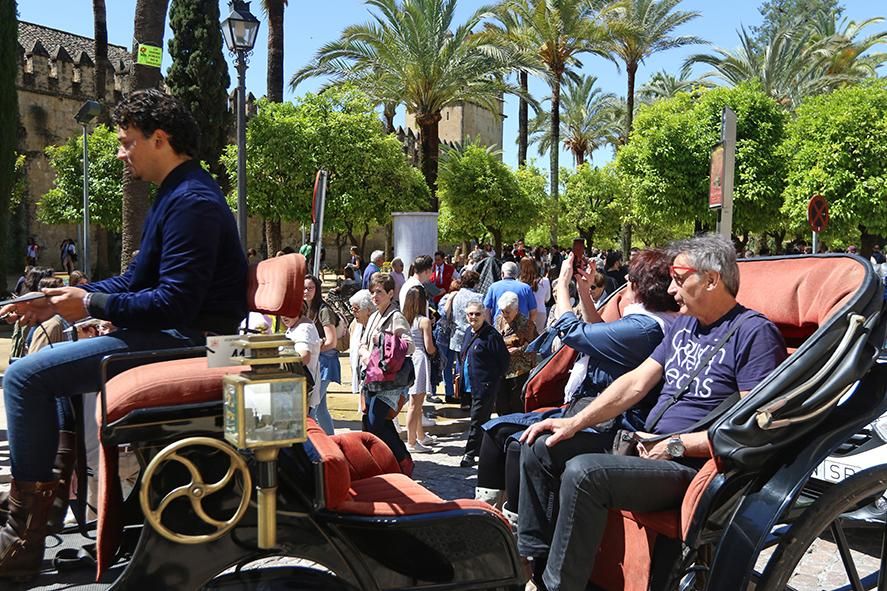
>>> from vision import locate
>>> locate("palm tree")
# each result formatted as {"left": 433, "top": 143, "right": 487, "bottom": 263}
{"left": 605, "top": 0, "right": 702, "bottom": 254}
{"left": 528, "top": 75, "right": 619, "bottom": 166}
{"left": 808, "top": 11, "right": 887, "bottom": 80}
{"left": 262, "top": 0, "right": 287, "bottom": 256}
{"left": 638, "top": 68, "right": 712, "bottom": 101}
{"left": 489, "top": 0, "right": 613, "bottom": 246}
{"left": 606, "top": 0, "right": 703, "bottom": 140}
{"left": 121, "top": 0, "right": 169, "bottom": 269}
{"left": 292, "top": 0, "right": 518, "bottom": 210}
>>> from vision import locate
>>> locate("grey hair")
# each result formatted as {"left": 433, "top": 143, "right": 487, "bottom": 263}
{"left": 371, "top": 250, "right": 385, "bottom": 264}
{"left": 349, "top": 289, "right": 376, "bottom": 313}
{"left": 497, "top": 291, "right": 519, "bottom": 312}
{"left": 669, "top": 233, "right": 740, "bottom": 296}
{"left": 501, "top": 261, "right": 519, "bottom": 278}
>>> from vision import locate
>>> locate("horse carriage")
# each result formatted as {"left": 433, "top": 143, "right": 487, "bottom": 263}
{"left": 39, "top": 251, "right": 886, "bottom": 590}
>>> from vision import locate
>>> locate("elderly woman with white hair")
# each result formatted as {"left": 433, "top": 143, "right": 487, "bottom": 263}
{"left": 348, "top": 289, "right": 376, "bottom": 410}
{"left": 494, "top": 290, "right": 537, "bottom": 416}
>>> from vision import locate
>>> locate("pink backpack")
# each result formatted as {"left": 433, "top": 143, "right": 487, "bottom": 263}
{"left": 364, "top": 330, "right": 410, "bottom": 384}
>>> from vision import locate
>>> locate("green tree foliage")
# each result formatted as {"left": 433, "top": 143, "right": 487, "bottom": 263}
{"left": 222, "top": 88, "right": 427, "bottom": 251}
{"left": 10, "top": 154, "right": 27, "bottom": 211}
{"left": 438, "top": 143, "right": 540, "bottom": 254}
{"left": 750, "top": 0, "right": 841, "bottom": 50}
{"left": 616, "top": 83, "right": 787, "bottom": 237}
{"left": 0, "top": 0, "right": 18, "bottom": 279}
{"left": 780, "top": 80, "right": 887, "bottom": 249}
{"left": 38, "top": 125, "right": 124, "bottom": 231}
{"left": 561, "top": 164, "right": 626, "bottom": 248}
{"left": 292, "top": 0, "right": 520, "bottom": 209}
{"left": 166, "top": 0, "right": 231, "bottom": 172}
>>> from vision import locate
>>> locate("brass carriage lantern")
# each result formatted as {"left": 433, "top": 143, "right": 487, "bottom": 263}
{"left": 222, "top": 334, "right": 308, "bottom": 549}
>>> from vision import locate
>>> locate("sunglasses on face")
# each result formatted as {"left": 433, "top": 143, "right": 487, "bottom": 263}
{"left": 466, "top": 312, "right": 483, "bottom": 318}
{"left": 669, "top": 265, "right": 700, "bottom": 287}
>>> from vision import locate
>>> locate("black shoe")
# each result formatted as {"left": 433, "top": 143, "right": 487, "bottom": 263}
{"left": 460, "top": 454, "right": 476, "bottom": 468}
{"left": 426, "top": 395, "right": 444, "bottom": 404}
{"left": 444, "top": 396, "right": 459, "bottom": 405}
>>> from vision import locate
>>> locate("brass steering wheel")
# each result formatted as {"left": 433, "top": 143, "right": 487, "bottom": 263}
{"left": 139, "top": 437, "right": 252, "bottom": 545}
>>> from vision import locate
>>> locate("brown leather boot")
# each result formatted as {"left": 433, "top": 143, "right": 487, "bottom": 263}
{"left": 0, "top": 431, "right": 77, "bottom": 533}
{"left": 0, "top": 479, "right": 57, "bottom": 580}
{"left": 47, "top": 430, "right": 77, "bottom": 534}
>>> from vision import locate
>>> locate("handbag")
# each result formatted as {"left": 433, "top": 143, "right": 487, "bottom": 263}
{"left": 611, "top": 316, "right": 750, "bottom": 457}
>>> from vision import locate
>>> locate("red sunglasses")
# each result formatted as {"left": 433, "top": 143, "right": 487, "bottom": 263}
{"left": 669, "top": 265, "right": 699, "bottom": 286}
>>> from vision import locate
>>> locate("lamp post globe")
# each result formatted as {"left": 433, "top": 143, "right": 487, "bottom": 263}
{"left": 221, "top": 1, "right": 260, "bottom": 251}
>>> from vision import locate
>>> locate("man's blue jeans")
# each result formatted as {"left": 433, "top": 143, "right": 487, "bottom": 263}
{"left": 3, "top": 329, "right": 197, "bottom": 482}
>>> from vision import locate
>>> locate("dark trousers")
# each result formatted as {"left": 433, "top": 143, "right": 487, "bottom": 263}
{"left": 3, "top": 329, "right": 197, "bottom": 482}
{"left": 362, "top": 396, "right": 409, "bottom": 462}
{"left": 477, "top": 427, "right": 523, "bottom": 512}
{"left": 496, "top": 373, "right": 528, "bottom": 416}
{"left": 464, "top": 390, "right": 496, "bottom": 458}
{"left": 518, "top": 434, "right": 697, "bottom": 591}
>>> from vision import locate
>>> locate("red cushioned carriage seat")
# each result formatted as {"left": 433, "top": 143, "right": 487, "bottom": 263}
{"left": 304, "top": 421, "right": 509, "bottom": 523}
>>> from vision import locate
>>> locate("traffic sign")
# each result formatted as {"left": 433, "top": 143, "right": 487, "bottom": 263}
{"left": 807, "top": 195, "right": 829, "bottom": 233}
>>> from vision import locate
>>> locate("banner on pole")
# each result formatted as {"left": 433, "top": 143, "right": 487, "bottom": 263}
{"left": 709, "top": 143, "right": 725, "bottom": 209}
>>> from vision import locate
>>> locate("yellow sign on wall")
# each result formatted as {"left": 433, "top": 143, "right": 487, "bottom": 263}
{"left": 136, "top": 43, "right": 162, "bottom": 68}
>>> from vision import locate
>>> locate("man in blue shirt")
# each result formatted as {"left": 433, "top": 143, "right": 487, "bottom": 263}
{"left": 0, "top": 89, "right": 247, "bottom": 580}
{"left": 362, "top": 250, "right": 384, "bottom": 289}
{"left": 483, "top": 261, "right": 537, "bottom": 325}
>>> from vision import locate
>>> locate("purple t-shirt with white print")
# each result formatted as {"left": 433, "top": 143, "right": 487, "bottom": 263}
{"left": 647, "top": 304, "right": 786, "bottom": 435}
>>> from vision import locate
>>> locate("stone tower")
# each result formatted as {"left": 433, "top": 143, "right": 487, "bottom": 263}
{"left": 405, "top": 100, "right": 505, "bottom": 154}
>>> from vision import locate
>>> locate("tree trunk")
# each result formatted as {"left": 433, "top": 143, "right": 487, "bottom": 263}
{"left": 574, "top": 149, "right": 585, "bottom": 167}
{"left": 92, "top": 0, "right": 110, "bottom": 123}
{"left": 518, "top": 70, "right": 528, "bottom": 167}
{"left": 383, "top": 103, "right": 396, "bottom": 134}
{"left": 121, "top": 0, "right": 170, "bottom": 270}
{"left": 619, "top": 62, "right": 638, "bottom": 258}
{"left": 549, "top": 78, "right": 561, "bottom": 247}
{"left": 578, "top": 226, "right": 595, "bottom": 251}
{"left": 491, "top": 228, "right": 503, "bottom": 259}
{"left": 265, "top": 0, "right": 284, "bottom": 103}
{"left": 417, "top": 111, "right": 442, "bottom": 211}
{"left": 334, "top": 232, "right": 344, "bottom": 269}
{"left": 859, "top": 225, "right": 878, "bottom": 260}
{"left": 264, "top": 218, "right": 281, "bottom": 256}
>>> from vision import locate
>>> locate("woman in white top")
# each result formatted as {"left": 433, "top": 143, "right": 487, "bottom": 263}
{"left": 403, "top": 285, "right": 437, "bottom": 453}
{"left": 520, "top": 256, "right": 551, "bottom": 336}
{"left": 282, "top": 313, "right": 321, "bottom": 412}
{"left": 348, "top": 289, "right": 376, "bottom": 411}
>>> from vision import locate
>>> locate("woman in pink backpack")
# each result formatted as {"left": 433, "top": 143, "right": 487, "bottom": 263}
{"left": 359, "top": 273, "right": 416, "bottom": 474}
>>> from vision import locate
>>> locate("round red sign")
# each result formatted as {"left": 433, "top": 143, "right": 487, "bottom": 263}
{"left": 807, "top": 195, "right": 829, "bottom": 233}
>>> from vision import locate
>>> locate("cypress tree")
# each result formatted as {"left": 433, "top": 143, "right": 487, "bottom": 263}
{"left": 166, "top": 0, "right": 231, "bottom": 173}
{"left": 0, "top": 0, "right": 19, "bottom": 285}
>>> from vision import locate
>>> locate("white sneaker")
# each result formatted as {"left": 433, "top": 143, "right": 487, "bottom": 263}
{"left": 409, "top": 441, "right": 434, "bottom": 453}
{"left": 419, "top": 434, "right": 436, "bottom": 446}
{"left": 422, "top": 415, "right": 436, "bottom": 427}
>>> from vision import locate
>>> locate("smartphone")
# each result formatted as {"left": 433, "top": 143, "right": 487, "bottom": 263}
{"left": 572, "top": 239, "right": 585, "bottom": 273}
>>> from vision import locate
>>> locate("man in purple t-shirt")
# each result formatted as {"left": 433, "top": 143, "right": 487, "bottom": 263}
{"left": 516, "top": 234, "right": 786, "bottom": 591}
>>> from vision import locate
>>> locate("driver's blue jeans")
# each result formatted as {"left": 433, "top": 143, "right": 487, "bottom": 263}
{"left": 3, "top": 329, "right": 198, "bottom": 482}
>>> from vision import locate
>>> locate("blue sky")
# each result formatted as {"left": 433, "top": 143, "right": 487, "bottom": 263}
{"left": 18, "top": 1, "right": 887, "bottom": 168}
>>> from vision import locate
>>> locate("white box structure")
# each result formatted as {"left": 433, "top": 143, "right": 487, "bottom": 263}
{"left": 392, "top": 212, "right": 439, "bottom": 269}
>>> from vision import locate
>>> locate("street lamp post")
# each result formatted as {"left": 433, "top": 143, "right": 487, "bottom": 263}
{"left": 221, "top": 0, "right": 260, "bottom": 252}
{"left": 74, "top": 100, "right": 102, "bottom": 277}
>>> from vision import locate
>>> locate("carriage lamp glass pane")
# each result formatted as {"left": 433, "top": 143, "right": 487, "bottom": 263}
{"left": 223, "top": 383, "right": 240, "bottom": 445}
{"left": 242, "top": 380, "right": 305, "bottom": 444}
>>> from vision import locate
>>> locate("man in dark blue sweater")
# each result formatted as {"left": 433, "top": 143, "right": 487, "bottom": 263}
{"left": 0, "top": 89, "right": 247, "bottom": 579}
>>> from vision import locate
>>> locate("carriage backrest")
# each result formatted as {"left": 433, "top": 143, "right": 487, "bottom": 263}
{"left": 597, "top": 255, "right": 867, "bottom": 349}
{"left": 247, "top": 253, "right": 306, "bottom": 318}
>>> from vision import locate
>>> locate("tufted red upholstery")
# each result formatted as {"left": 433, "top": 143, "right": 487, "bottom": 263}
{"left": 306, "top": 422, "right": 508, "bottom": 524}
{"left": 248, "top": 253, "right": 305, "bottom": 318}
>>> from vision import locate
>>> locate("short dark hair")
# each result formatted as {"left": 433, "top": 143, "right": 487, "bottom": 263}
{"left": 459, "top": 269, "right": 480, "bottom": 288}
{"left": 434, "top": 250, "right": 445, "bottom": 259}
{"left": 413, "top": 255, "right": 433, "bottom": 274}
{"left": 112, "top": 89, "right": 200, "bottom": 158}
{"left": 368, "top": 272, "right": 395, "bottom": 293}
{"left": 628, "top": 249, "right": 679, "bottom": 313}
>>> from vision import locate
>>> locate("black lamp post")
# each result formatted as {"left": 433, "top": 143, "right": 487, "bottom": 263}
{"left": 74, "top": 100, "right": 102, "bottom": 277}
{"left": 221, "top": 0, "right": 260, "bottom": 251}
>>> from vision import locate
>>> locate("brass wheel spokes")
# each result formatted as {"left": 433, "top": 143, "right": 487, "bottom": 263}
{"left": 139, "top": 437, "right": 253, "bottom": 545}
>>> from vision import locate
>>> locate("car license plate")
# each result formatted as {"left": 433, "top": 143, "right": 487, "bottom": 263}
{"left": 812, "top": 459, "right": 858, "bottom": 484}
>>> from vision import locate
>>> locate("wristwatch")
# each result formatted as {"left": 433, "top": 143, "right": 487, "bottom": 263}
{"left": 666, "top": 435, "right": 685, "bottom": 459}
